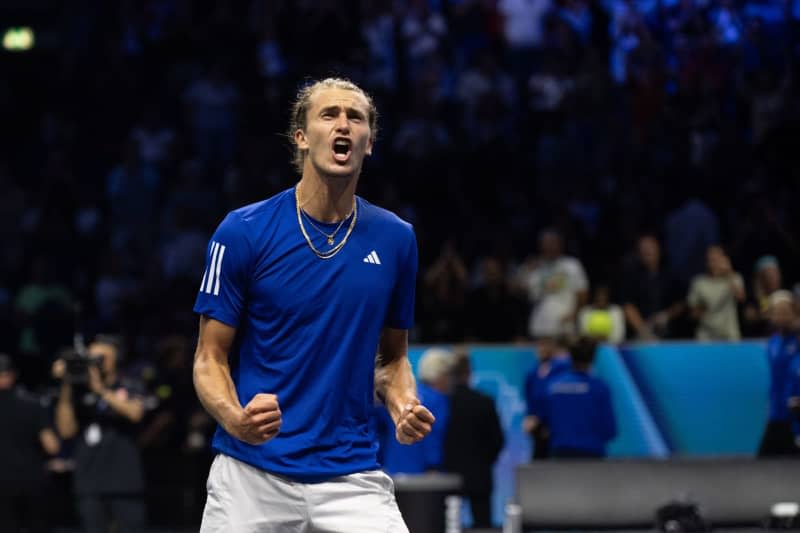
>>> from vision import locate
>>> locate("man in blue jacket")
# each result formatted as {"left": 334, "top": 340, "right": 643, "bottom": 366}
{"left": 523, "top": 336, "right": 570, "bottom": 459}
{"left": 759, "top": 290, "right": 800, "bottom": 456}
{"left": 538, "top": 337, "right": 616, "bottom": 458}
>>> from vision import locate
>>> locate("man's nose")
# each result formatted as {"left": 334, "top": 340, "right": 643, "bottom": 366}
{"left": 334, "top": 112, "right": 350, "bottom": 131}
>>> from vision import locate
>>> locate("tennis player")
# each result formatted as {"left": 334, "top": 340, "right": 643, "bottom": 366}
{"left": 193, "top": 78, "right": 433, "bottom": 532}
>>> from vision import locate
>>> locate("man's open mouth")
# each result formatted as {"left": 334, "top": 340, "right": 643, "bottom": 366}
{"left": 333, "top": 138, "right": 352, "bottom": 162}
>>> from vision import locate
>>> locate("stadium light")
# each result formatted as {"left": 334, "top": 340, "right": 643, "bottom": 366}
{"left": 3, "top": 27, "right": 35, "bottom": 52}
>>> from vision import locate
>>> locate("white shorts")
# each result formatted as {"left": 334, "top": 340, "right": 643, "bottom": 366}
{"left": 200, "top": 454, "right": 409, "bottom": 533}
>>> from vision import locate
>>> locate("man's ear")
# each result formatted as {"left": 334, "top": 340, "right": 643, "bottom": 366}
{"left": 295, "top": 129, "right": 309, "bottom": 150}
{"left": 366, "top": 135, "right": 373, "bottom": 156}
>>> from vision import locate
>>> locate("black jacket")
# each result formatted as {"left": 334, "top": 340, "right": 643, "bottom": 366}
{"left": 443, "top": 384, "right": 504, "bottom": 493}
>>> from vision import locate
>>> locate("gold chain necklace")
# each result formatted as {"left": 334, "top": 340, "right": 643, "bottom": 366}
{"left": 295, "top": 187, "right": 358, "bottom": 259}
{"left": 300, "top": 206, "right": 350, "bottom": 245}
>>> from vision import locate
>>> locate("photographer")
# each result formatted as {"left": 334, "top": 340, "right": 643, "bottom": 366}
{"left": 53, "top": 335, "right": 146, "bottom": 533}
{"left": 0, "top": 353, "right": 60, "bottom": 533}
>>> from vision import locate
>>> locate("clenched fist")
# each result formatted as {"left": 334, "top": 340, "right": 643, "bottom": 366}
{"left": 231, "top": 393, "right": 282, "bottom": 445}
{"left": 395, "top": 398, "right": 435, "bottom": 445}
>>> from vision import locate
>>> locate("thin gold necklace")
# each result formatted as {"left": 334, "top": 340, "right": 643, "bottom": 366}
{"left": 300, "top": 206, "right": 351, "bottom": 245}
{"left": 295, "top": 187, "right": 357, "bottom": 259}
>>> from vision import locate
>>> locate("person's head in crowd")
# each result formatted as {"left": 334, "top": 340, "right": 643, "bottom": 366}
{"left": 482, "top": 256, "right": 506, "bottom": 289}
{"left": 0, "top": 353, "right": 16, "bottom": 390}
{"left": 539, "top": 229, "right": 563, "bottom": 261}
{"left": 535, "top": 336, "right": 566, "bottom": 362}
{"left": 591, "top": 285, "right": 612, "bottom": 309}
{"left": 638, "top": 235, "right": 661, "bottom": 272}
{"left": 754, "top": 255, "right": 782, "bottom": 298}
{"left": 768, "top": 290, "right": 796, "bottom": 333}
{"left": 450, "top": 346, "right": 472, "bottom": 386}
{"left": 569, "top": 337, "right": 598, "bottom": 372}
{"left": 88, "top": 334, "right": 125, "bottom": 384}
{"left": 417, "top": 347, "right": 453, "bottom": 393}
{"left": 706, "top": 245, "right": 732, "bottom": 277}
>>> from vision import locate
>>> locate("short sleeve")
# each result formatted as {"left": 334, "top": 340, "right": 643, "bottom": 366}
{"left": 384, "top": 227, "right": 418, "bottom": 329}
{"left": 193, "top": 212, "right": 254, "bottom": 328}
{"left": 687, "top": 277, "right": 701, "bottom": 307}
{"left": 568, "top": 258, "right": 589, "bottom": 292}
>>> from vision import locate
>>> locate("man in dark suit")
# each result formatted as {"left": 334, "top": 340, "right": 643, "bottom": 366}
{"left": 444, "top": 348, "right": 505, "bottom": 528}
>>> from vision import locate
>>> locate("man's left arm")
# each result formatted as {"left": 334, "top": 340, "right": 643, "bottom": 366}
{"left": 89, "top": 367, "right": 144, "bottom": 423}
{"left": 375, "top": 327, "right": 435, "bottom": 444}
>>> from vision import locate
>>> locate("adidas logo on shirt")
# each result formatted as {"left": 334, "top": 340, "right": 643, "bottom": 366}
{"left": 200, "top": 241, "right": 226, "bottom": 295}
{"left": 363, "top": 250, "right": 381, "bottom": 265}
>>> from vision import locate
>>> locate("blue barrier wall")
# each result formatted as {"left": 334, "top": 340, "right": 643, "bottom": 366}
{"left": 620, "top": 341, "right": 769, "bottom": 455}
{"left": 404, "top": 341, "right": 770, "bottom": 526}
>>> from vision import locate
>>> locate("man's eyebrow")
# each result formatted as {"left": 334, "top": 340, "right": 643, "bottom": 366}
{"left": 319, "top": 105, "right": 366, "bottom": 117}
{"left": 319, "top": 105, "right": 341, "bottom": 115}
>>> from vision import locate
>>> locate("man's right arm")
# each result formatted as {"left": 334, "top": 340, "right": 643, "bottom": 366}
{"left": 193, "top": 315, "right": 281, "bottom": 445}
{"left": 51, "top": 359, "right": 78, "bottom": 439}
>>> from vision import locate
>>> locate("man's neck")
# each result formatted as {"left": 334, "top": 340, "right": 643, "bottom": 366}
{"left": 296, "top": 170, "right": 358, "bottom": 223}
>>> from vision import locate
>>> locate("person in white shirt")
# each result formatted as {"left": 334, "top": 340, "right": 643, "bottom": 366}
{"left": 520, "top": 230, "right": 589, "bottom": 338}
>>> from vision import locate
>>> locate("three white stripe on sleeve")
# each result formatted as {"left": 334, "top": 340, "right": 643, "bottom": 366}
{"left": 200, "top": 241, "right": 226, "bottom": 296}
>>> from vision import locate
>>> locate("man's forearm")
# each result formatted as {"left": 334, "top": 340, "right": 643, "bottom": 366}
{"left": 375, "top": 354, "right": 417, "bottom": 424}
{"left": 55, "top": 384, "right": 78, "bottom": 439}
{"left": 193, "top": 349, "right": 243, "bottom": 433}
{"left": 99, "top": 389, "right": 144, "bottom": 423}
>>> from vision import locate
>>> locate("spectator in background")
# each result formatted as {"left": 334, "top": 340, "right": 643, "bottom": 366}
{"left": 665, "top": 196, "right": 720, "bottom": 284}
{"left": 466, "top": 255, "right": 528, "bottom": 342}
{"left": 687, "top": 245, "right": 746, "bottom": 341}
{"left": 578, "top": 284, "right": 626, "bottom": 344}
{"left": 520, "top": 229, "right": 589, "bottom": 339}
{"left": 13, "top": 256, "right": 74, "bottom": 382}
{"left": 399, "top": 0, "right": 449, "bottom": 83}
{"left": 53, "top": 335, "right": 147, "bottom": 533}
{"left": 523, "top": 336, "right": 571, "bottom": 459}
{"left": 787, "top": 347, "right": 800, "bottom": 449}
{"left": 182, "top": 62, "right": 240, "bottom": 169}
{"left": 129, "top": 106, "right": 176, "bottom": 170}
{"left": 418, "top": 242, "right": 469, "bottom": 342}
{"left": 498, "top": 0, "right": 553, "bottom": 85}
{"left": 621, "top": 235, "right": 685, "bottom": 340}
{"left": 0, "top": 353, "right": 60, "bottom": 533}
{"left": 106, "top": 140, "right": 160, "bottom": 251}
{"left": 743, "top": 255, "right": 783, "bottom": 337}
{"left": 537, "top": 337, "right": 617, "bottom": 458}
{"left": 377, "top": 348, "right": 451, "bottom": 475}
{"left": 444, "top": 348, "right": 504, "bottom": 529}
{"left": 758, "top": 290, "right": 800, "bottom": 457}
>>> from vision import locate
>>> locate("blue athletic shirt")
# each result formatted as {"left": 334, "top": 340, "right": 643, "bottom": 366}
{"left": 375, "top": 382, "right": 449, "bottom": 475}
{"left": 766, "top": 333, "right": 800, "bottom": 421}
{"left": 193, "top": 187, "right": 418, "bottom": 482}
{"left": 540, "top": 369, "right": 617, "bottom": 456}
{"left": 788, "top": 355, "right": 800, "bottom": 438}
{"left": 524, "top": 357, "right": 570, "bottom": 418}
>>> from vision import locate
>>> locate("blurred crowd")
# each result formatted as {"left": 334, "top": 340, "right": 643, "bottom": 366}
{"left": 2, "top": 0, "right": 800, "bottom": 380}
{"left": 1, "top": 0, "right": 800, "bottom": 527}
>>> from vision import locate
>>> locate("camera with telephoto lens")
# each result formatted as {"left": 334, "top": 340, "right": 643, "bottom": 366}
{"left": 59, "top": 346, "right": 103, "bottom": 385}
